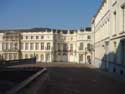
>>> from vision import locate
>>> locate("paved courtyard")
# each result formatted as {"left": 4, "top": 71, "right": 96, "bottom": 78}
{"left": 44, "top": 64, "right": 125, "bottom": 94}
{"left": 10, "top": 63, "right": 125, "bottom": 94}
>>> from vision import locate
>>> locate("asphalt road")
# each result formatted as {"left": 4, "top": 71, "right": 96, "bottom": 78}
{"left": 45, "top": 65, "right": 125, "bottom": 94}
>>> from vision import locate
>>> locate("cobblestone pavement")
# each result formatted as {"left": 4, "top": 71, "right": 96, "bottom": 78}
{"left": 44, "top": 65, "right": 125, "bottom": 94}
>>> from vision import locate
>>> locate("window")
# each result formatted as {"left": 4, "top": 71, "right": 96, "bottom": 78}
{"left": 71, "top": 37, "right": 73, "bottom": 40}
{"left": 9, "top": 54, "right": 12, "bottom": 60}
{"left": 79, "top": 42, "right": 83, "bottom": 50}
{"left": 31, "top": 36, "right": 33, "bottom": 39}
{"left": 41, "top": 43, "right": 44, "bottom": 50}
{"left": 30, "top": 43, "right": 34, "bottom": 50}
{"left": 20, "top": 36, "right": 23, "bottom": 39}
{"left": 36, "top": 36, "right": 39, "bottom": 39}
{"left": 9, "top": 43, "right": 13, "bottom": 50}
{"left": 6, "top": 43, "right": 8, "bottom": 50}
{"left": 36, "top": 54, "right": 38, "bottom": 60}
{"left": 87, "top": 43, "right": 91, "bottom": 50}
{"left": 47, "top": 43, "right": 50, "bottom": 50}
{"left": 121, "top": 5, "right": 125, "bottom": 32}
{"left": 41, "top": 36, "right": 44, "bottom": 39}
{"left": 113, "top": 11, "right": 117, "bottom": 34}
{"left": 63, "top": 43, "right": 67, "bottom": 51}
{"left": 30, "top": 54, "right": 33, "bottom": 58}
{"left": 63, "top": 36, "right": 66, "bottom": 40}
{"left": 79, "top": 54, "right": 83, "bottom": 61}
{"left": 70, "top": 44, "right": 73, "bottom": 55}
{"left": 2, "top": 43, "right": 5, "bottom": 50}
{"left": 87, "top": 35, "right": 91, "bottom": 39}
{"left": 70, "top": 44, "right": 73, "bottom": 51}
{"left": 21, "top": 43, "right": 23, "bottom": 50}
{"left": 25, "top": 43, "right": 28, "bottom": 50}
{"left": 63, "top": 52, "right": 67, "bottom": 55}
{"left": 13, "top": 54, "right": 17, "bottom": 60}
{"left": 26, "top": 36, "right": 28, "bottom": 39}
{"left": 70, "top": 30, "right": 74, "bottom": 34}
{"left": 41, "top": 54, "right": 44, "bottom": 61}
{"left": 114, "top": 41, "right": 117, "bottom": 48}
{"left": 46, "top": 53, "right": 50, "bottom": 62}
{"left": 25, "top": 54, "right": 28, "bottom": 58}
{"left": 35, "top": 43, "right": 39, "bottom": 50}
{"left": 14, "top": 43, "right": 18, "bottom": 50}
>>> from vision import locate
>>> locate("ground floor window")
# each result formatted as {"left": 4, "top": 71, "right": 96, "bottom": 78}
{"left": 79, "top": 54, "right": 83, "bottom": 61}
{"left": 46, "top": 53, "right": 50, "bottom": 62}
{"left": 25, "top": 54, "right": 28, "bottom": 59}
{"left": 41, "top": 54, "right": 44, "bottom": 62}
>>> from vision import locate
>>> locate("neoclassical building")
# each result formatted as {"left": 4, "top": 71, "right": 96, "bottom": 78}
{"left": 0, "top": 28, "right": 93, "bottom": 64}
{"left": 92, "top": 0, "right": 125, "bottom": 74}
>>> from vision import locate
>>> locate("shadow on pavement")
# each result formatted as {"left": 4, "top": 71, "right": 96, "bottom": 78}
{"left": 45, "top": 67, "right": 125, "bottom": 94}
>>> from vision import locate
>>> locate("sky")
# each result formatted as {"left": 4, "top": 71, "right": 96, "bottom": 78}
{"left": 0, "top": 0, "right": 102, "bottom": 29}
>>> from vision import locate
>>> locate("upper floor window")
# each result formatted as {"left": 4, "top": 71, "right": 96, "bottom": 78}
{"left": 87, "top": 43, "right": 91, "bottom": 51}
{"left": 79, "top": 42, "right": 84, "bottom": 50}
{"left": 58, "top": 43, "right": 61, "bottom": 51}
{"left": 121, "top": 5, "right": 125, "bottom": 32}
{"left": 35, "top": 43, "right": 39, "bottom": 50}
{"left": 25, "top": 43, "right": 28, "bottom": 50}
{"left": 41, "top": 36, "right": 44, "bottom": 39}
{"left": 26, "top": 36, "right": 28, "bottom": 39}
{"left": 31, "top": 36, "right": 34, "bottom": 39}
{"left": 41, "top": 43, "right": 44, "bottom": 50}
{"left": 63, "top": 43, "right": 67, "bottom": 51}
{"left": 113, "top": 11, "right": 117, "bottom": 34}
{"left": 87, "top": 35, "right": 91, "bottom": 39}
{"left": 14, "top": 43, "right": 18, "bottom": 50}
{"left": 47, "top": 43, "right": 50, "bottom": 50}
{"left": 36, "top": 36, "right": 39, "bottom": 39}
{"left": 70, "top": 44, "right": 73, "bottom": 51}
{"left": 21, "top": 43, "right": 23, "bottom": 50}
{"left": 71, "top": 37, "right": 73, "bottom": 40}
{"left": 70, "top": 30, "right": 74, "bottom": 34}
{"left": 30, "top": 43, "right": 34, "bottom": 50}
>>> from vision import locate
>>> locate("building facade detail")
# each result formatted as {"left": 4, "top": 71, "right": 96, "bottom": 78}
{"left": 92, "top": 0, "right": 125, "bottom": 74}
{"left": 0, "top": 28, "right": 93, "bottom": 64}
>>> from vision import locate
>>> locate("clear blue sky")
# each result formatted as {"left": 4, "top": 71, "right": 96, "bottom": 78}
{"left": 0, "top": 0, "right": 102, "bottom": 29}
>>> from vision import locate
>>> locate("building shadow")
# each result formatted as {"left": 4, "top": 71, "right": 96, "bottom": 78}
{"left": 100, "top": 39, "right": 125, "bottom": 76}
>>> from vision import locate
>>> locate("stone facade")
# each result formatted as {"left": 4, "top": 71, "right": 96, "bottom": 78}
{"left": 92, "top": 0, "right": 125, "bottom": 75}
{"left": 0, "top": 28, "right": 93, "bottom": 64}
